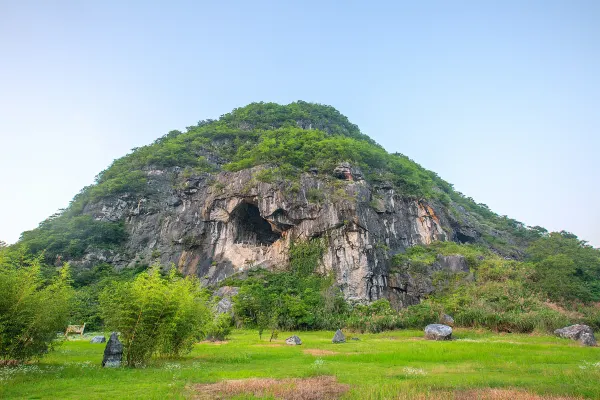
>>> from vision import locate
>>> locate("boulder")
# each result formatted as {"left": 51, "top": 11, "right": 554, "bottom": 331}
{"left": 102, "top": 332, "right": 123, "bottom": 367}
{"left": 90, "top": 335, "right": 106, "bottom": 344}
{"left": 440, "top": 314, "right": 454, "bottom": 326}
{"left": 554, "top": 324, "right": 597, "bottom": 346}
{"left": 424, "top": 324, "right": 452, "bottom": 340}
{"left": 285, "top": 335, "right": 302, "bottom": 345}
{"left": 332, "top": 329, "right": 346, "bottom": 344}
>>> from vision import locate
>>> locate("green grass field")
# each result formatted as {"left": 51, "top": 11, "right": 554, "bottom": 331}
{"left": 1, "top": 329, "right": 599, "bottom": 399}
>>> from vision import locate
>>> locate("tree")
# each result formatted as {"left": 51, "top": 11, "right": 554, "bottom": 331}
{"left": 0, "top": 253, "right": 73, "bottom": 362}
{"left": 99, "top": 266, "right": 212, "bottom": 367}
{"left": 527, "top": 232, "right": 600, "bottom": 302}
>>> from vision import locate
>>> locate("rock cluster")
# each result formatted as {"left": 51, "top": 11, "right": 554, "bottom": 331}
{"left": 554, "top": 324, "right": 597, "bottom": 346}
{"left": 424, "top": 324, "right": 453, "bottom": 340}
{"left": 102, "top": 332, "right": 123, "bottom": 367}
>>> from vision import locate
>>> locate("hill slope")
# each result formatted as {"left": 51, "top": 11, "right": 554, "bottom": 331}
{"left": 18, "top": 101, "right": 549, "bottom": 304}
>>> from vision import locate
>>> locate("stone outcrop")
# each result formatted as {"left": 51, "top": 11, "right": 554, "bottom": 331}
{"left": 554, "top": 325, "right": 597, "bottom": 346}
{"left": 76, "top": 162, "right": 499, "bottom": 305}
{"left": 214, "top": 286, "right": 240, "bottom": 315}
{"left": 332, "top": 329, "right": 346, "bottom": 344}
{"left": 102, "top": 332, "right": 123, "bottom": 367}
{"left": 424, "top": 324, "right": 453, "bottom": 340}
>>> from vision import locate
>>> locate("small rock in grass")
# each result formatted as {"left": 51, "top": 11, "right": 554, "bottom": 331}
{"left": 286, "top": 335, "right": 302, "bottom": 345}
{"left": 90, "top": 336, "right": 106, "bottom": 344}
{"left": 555, "top": 324, "right": 597, "bottom": 346}
{"left": 350, "top": 337, "right": 360, "bottom": 341}
{"left": 332, "top": 329, "right": 346, "bottom": 344}
{"left": 424, "top": 324, "right": 452, "bottom": 341}
{"left": 440, "top": 314, "right": 454, "bottom": 327}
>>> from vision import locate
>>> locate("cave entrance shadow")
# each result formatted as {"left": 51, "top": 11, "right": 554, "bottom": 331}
{"left": 230, "top": 202, "right": 281, "bottom": 246}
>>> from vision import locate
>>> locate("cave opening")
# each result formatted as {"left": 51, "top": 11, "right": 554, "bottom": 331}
{"left": 230, "top": 202, "right": 281, "bottom": 246}
{"left": 455, "top": 231, "right": 476, "bottom": 244}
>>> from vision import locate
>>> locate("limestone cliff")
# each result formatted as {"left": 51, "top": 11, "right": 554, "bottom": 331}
{"left": 81, "top": 163, "right": 489, "bottom": 307}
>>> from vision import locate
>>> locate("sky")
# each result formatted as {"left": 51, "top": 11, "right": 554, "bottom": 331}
{"left": 0, "top": 0, "right": 599, "bottom": 247}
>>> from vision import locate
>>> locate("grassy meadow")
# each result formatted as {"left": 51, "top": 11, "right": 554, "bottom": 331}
{"left": 1, "top": 329, "right": 599, "bottom": 399}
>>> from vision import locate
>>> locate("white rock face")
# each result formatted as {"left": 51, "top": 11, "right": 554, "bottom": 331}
{"left": 81, "top": 165, "right": 481, "bottom": 305}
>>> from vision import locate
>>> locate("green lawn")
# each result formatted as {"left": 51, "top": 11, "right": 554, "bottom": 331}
{"left": 1, "top": 329, "right": 599, "bottom": 399}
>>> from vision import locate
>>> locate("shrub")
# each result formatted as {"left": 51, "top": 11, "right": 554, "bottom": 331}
{"left": 205, "top": 313, "right": 233, "bottom": 341}
{"left": 99, "top": 266, "right": 211, "bottom": 366}
{"left": 0, "top": 252, "right": 73, "bottom": 362}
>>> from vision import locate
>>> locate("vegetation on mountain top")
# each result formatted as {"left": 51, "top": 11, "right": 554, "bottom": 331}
{"left": 14, "top": 101, "right": 549, "bottom": 264}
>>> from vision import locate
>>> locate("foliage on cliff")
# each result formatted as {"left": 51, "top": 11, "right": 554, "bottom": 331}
{"left": 229, "top": 233, "right": 600, "bottom": 334}
{"left": 15, "top": 101, "right": 546, "bottom": 262}
{"left": 353, "top": 233, "right": 600, "bottom": 333}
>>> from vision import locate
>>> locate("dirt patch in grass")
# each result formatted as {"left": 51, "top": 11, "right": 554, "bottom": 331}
{"left": 193, "top": 375, "right": 349, "bottom": 400}
{"left": 200, "top": 341, "right": 229, "bottom": 345}
{"left": 435, "top": 389, "right": 582, "bottom": 400}
{"left": 303, "top": 349, "right": 340, "bottom": 356}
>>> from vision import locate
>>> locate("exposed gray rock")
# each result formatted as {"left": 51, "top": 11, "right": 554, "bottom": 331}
{"left": 555, "top": 324, "right": 597, "bottom": 346}
{"left": 350, "top": 337, "right": 360, "bottom": 341}
{"left": 215, "top": 286, "right": 240, "bottom": 298}
{"left": 580, "top": 332, "right": 597, "bottom": 347}
{"left": 214, "top": 286, "right": 240, "bottom": 314}
{"left": 102, "top": 332, "right": 123, "bottom": 367}
{"left": 72, "top": 162, "right": 515, "bottom": 306}
{"left": 440, "top": 314, "right": 454, "bottom": 326}
{"left": 285, "top": 335, "right": 302, "bottom": 345}
{"left": 216, "top": 298, "right": 233, "bottom": 314}
{"left": 90, "top": 335, "right": 106, "bottom": 343}
{"left": 332, "top": 329, "right": 346, "bottom": 344}
{"left": 424, "top": 324, "right": 452, "bottom": 340}
{"left": 436, "top": 255, "right": 469, "bottom": 273}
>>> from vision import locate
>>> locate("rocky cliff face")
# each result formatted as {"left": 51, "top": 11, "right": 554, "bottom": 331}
{"left": 81, "top": 163, "right": 482, "bottom": 307}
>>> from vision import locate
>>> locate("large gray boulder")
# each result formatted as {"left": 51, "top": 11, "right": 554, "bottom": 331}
{"left": 102, "top": 332, "right": 123, "bottom": 367}
{"left": 424, "top": 324, "right": 452, "bottom": 340}
{"left": 439, "top": 314, "right": 454, "bottom": 326}
{"left": 285, "top": 335, "right": 302, "bottom": 345}
{"left": 90, "top": 335, "right": 106, "bottom": 344}
{"left": 554, "top": 324, "right": 597, "bottom": 346}
{"left": 332, "top": 329, "right": 346, "bottom": 344}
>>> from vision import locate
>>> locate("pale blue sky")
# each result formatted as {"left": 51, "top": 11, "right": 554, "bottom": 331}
{"left": 1, "top": 0, "right": 598, "bottom": 246}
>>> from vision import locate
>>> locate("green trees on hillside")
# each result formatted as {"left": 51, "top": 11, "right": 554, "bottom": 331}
{"left": 19, "top": 215, "right": 127, "bottom": 263}
{"left": 527, "top": 231, "right": 600, "bottom": 302}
